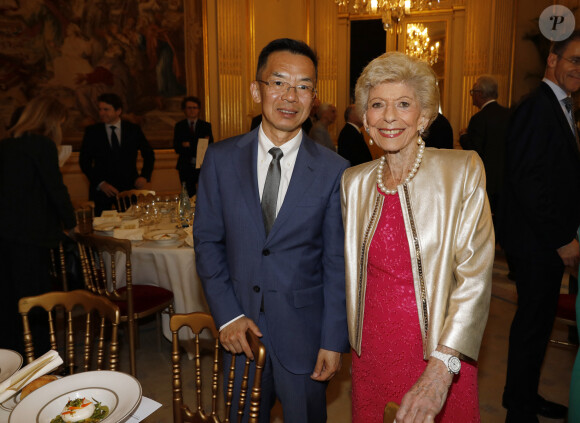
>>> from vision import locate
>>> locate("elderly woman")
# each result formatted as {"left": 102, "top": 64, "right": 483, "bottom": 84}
{"left": 341, "top": 52, "right": 494, "bottom": 422}
{"left": 0, "top": 96, "right": 76, "bottom": 354}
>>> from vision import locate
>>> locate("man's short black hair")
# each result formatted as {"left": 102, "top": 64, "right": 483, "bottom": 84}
{"left": 550, "top": 30, "right": 580, "bottom": 57}
{"left": 255, "top": 38, "right": 318, "bottom": 81}
{"left": 181, "top": 96, "right": 201, "bottom": 110}
{"left": 97, "top": 93, "right": 123, "bottom": 111}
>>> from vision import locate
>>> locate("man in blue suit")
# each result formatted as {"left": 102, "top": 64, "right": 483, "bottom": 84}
{"left": 193, "top": 38, "right": 349, "bottom": 423}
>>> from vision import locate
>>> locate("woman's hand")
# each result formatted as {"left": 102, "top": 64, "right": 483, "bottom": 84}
{"left": 395, "top": 346, "right": 457, "bottom": 423}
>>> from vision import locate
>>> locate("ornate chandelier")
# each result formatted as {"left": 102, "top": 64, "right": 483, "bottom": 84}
{"left": 335, "top": 0, "right": 438, "bottom": 31}
{"left": 406, "top": 23, "right": 440, "bottom": 65}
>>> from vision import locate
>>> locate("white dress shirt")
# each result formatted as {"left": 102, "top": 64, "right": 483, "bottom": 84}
{"left": 219, "top": 125, "right": 303, "bottom": 331}
{"left": 543, "top": 77, "right": 576, "bottom": 133}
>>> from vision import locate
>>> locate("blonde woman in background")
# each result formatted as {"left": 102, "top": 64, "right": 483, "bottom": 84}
{"left": 0, "top": 96, "right": 76, "bottom": 355}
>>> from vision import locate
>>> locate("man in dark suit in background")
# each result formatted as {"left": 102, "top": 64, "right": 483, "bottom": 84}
{"left": 193, "top": 38, "right": 348, "bottom": 423}
{"left": 423, "top": 113, "right": 454, "bottom": 149}
{"left": 79, "top": 93, "right": 155, "bottom": 216}
{"left": 501, "top": 32, "right": 580, "bottom": 423}
{"left": 173, "top": 96, "right": 214, "bottom": 196}
{"left": 337, "top": 104, "right": 372, "bottom": 166}
{"left": 460, "top": 75, "right": 510, "bottom": 216}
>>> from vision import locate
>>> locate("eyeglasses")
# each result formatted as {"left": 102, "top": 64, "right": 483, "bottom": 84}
{"left": 469, "top": 89, "right": 482, "bottom": 95}
{"left": 257, "top": 79, "right": 317, "bottom": 98}
{"left": 558, "top": 55, "right": 580, "bottom": 67}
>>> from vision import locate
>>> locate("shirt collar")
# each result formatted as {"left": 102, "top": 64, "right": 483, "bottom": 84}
{"left": 480, "top": 99, "right": 496, "bottom": 109}
{"left": 258, "top": 124, "right": 302, "bottom": 157}
{"left": 543, "top": 77, "right": 569, "bottom": 101}
{"left": 347, "top": 122, "right": 361, "bottom": 132}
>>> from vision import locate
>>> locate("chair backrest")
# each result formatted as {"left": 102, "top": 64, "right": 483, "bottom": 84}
{"left": 18, "top": 290, "right": 120, "bottom": 374}
{"left": 170, "top": 313, "right": 266, "bottom": 423}
{"left": 76, "top": 233, "right": 133, "bottom": 309}
{"left": 116, "top": 189, "right": 156, "bottom": 212}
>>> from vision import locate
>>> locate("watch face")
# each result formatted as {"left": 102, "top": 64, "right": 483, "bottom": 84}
{"left": 449, "top": 356, "right": 461, "bottom": 374}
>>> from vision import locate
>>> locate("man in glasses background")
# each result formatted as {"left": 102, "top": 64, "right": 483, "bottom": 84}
{"left": 193, "top": 38, "right": 349, "bottom": 423}
{"left": 460, "top": 75, "right": 510, "bottom": 222}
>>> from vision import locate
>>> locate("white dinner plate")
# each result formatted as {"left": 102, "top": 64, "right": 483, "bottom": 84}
{"left": 9, "top": 370, "right": 142, "bottom": 423}
{"left": 0, "top": 392, "right": 20, "bottom": 412}
{"left": 93, "top": 223, "right": 116, "bottom": 235}
{"left": 143, "top": 228, "right": 186, "bottom": 245}
{"left": 0, "top": 349, "right": 23, "bottom": 385}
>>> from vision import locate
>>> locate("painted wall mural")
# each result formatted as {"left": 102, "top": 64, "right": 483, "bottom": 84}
{"left": 0, "top": 0, "right": 198, "bottom": 148}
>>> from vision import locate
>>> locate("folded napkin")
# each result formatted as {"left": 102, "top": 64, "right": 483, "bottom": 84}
{"left": 183, "top": 226, "right": 193, "bottom": 247}
{"left": 120, "top": 218, "right": 140, "bottom": 229}
{"left": 93, "top": 216, "right": 122, "bottom": 228}
{"left": 0, "top": 350, "right": 63, "bottom": 403}
{"left": 114, "top": 228, "right": 144, "bottom": 241}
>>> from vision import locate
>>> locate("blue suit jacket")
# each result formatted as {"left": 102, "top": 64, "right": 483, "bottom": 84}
{"left": 193, "top": 129, "right": 350, "bottom": 374}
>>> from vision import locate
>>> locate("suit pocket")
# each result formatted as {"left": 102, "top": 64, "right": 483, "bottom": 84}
{"left": 293, "top": 284, "right": 323, "bottom": 308}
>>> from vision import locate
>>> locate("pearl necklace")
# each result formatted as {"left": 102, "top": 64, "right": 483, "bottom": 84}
{"left": 377, "top": 139, "right": 425, "bottom": 195}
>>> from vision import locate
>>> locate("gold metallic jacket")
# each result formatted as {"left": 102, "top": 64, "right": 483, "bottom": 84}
{"left": 341, "top": 148, "right": 494, "bottom": 360}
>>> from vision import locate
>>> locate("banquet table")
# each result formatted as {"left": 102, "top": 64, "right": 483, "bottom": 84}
{"left": 102, "top": 224, "right": 210, "bottom": 341}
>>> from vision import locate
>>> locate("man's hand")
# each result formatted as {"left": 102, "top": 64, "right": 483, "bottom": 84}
{"left": 311, "top": 349, "right": 341, "bottom": 381}
{"left": 395, "top": 346, "right": 455, "bottom": 423}
{"left": 219, "top": 317, "right": 262, "bottom": 360}
{"left": 134, "top": 176, "right": 147, "bottom": 189}
{"left": 100, "top": 182, "right": 119, "bottom": 197}
{"left": 182, "top": 141, "right": 190, "bottom": 148}
{"left": 557, "top": 239, "right": 580, "bottom": 268}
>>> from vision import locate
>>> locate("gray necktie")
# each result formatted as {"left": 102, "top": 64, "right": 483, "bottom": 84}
{"left": 261, "top": 147, "right": 283, "bottom": 236}
{"left": 563, "top": 97, "right": 580, "bottom": 149}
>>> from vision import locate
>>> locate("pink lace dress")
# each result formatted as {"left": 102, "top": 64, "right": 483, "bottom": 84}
{"left": 351, "top": 192, "right": 480, "bottom": 423}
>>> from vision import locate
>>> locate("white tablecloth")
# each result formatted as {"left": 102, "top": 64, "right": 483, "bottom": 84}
{"left": 129, "top": 240, "right": 209, "bottom": 340}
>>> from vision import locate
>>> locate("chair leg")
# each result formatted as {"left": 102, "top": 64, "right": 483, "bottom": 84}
{"left": 127, "top": 317, "right": 137, "bottom": 377}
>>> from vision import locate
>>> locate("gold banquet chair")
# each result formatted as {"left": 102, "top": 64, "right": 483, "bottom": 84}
{"left": 116, "top": 189, "right": 156, "bottom": 212}
{"left": 76, "top": 233, "right": 174, "bottom": 376}
{"left": 170, "top": 312, "right": 266, "bottom": 423}
{"left": 18, "top": 290, "right": 120, "bottom": 374}
{"left": 49, "top": 241, "right": 68, "bottom": 291}
{"left": 383, "top": 401, "right": 399, "bottom": 423}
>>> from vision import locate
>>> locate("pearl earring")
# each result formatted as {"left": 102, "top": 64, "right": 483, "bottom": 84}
{"left": 365, "top": 127, "right": 370, "bottom": 134}
{"left": 369, "top": 138, "right": 374, "bottom": 145}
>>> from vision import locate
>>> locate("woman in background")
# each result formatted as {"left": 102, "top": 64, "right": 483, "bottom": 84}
{"left": 0, "top": 96, "right": 76, "bottom": 355}
{"left": 341, "top": 52, "right": 494, "bottom": 422}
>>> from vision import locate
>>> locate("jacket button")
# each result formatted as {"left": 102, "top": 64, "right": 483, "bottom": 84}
{"left": 253, "top": 285, "right": 260, "bottom": 293}
{"left": 262, "top": 249, "right": 270, "bottom": 256}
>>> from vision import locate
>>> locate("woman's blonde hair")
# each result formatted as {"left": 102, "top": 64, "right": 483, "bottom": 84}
{"left": 9, "top": 96, "right": 68, "bottom": 145}
{"left": 354, "top": 52, "right": 440, "bottom": 129}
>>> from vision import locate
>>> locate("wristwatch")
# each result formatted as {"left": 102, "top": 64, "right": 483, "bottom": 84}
{"left": 430, "top": 351, "right": 461, "bottom": 375}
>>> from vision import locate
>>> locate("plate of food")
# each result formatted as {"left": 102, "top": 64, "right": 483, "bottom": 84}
{"left": 0, "top": 349, "right": 22, "bottom": 384}
{"left": 143, "top": 229, "right": 186, "bottom": 245}
{"left": 9, "top": 370, "right": 141, "bottom": 423}
{"left": 1, "top": 375, "right": 58, "bottom": 412}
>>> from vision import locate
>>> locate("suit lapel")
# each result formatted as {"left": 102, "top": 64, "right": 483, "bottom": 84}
{"left": 233, "top": 131, "right": 265, "bottom": 236}
{"left": 267, "top": 137, "right": 318, "bottom": 240}
{"left": 541, "top": 83, "right": 579, "bottom": 157}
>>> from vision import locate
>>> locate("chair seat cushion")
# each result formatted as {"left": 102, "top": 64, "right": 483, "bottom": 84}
{"left": 556, "top": 293, "right": 577, "bottom": 321}
{"left": 114, "top": 285, "right": 174, "bottom": 316}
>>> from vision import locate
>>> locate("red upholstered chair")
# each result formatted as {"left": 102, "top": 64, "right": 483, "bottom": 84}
{"left": 549, "top": 293, "right": 578, "bottom": 347}
{"left": 76, "top": 233, "right": 174, "bottom": 376}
